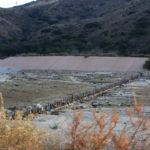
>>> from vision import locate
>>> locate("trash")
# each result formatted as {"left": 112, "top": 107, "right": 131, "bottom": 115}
{"left": 47, "top": 107, "right": 51, "bottom": 111}
{"left": 36, "top": 103, "right": 42, "bottom": 109}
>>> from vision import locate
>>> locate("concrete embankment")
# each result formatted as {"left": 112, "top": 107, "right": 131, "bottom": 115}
{"left": 0, "top": 56, "right": 148, "bottom": 71}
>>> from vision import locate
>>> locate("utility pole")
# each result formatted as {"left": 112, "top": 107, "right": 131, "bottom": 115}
{"left": 16, "top": 1, "right": 18, "bottom": 6}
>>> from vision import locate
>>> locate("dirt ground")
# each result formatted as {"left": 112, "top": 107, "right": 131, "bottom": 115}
{"left": 32, "top": 78, "right": 150, "bottom": 138}
{"left": 93, "top": 79, "right": 150, "bottom": 106}
{"left": 1, "top": 70, "right": 150, "bottom": 139}
{"left": 1, "top": 70, "right": 129, "bottom": 109}
{"left": 1, "top": 71, "right": 149, "bottom": 109}
{"left": 0, "top": 72, "right": 95, "bottom": 108}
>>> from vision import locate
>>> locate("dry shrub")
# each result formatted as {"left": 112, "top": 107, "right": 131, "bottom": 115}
{"left": 68, "top": 90, "right": 150, "bottom": 150}
{"left": 0, "top": 92, "right": 62, "bottom": 150}
{"left": 1, "top": 90, "right": 150, "bottom": 150}
{"left": 0, "top": 92, "right": 47, "bottom": 150}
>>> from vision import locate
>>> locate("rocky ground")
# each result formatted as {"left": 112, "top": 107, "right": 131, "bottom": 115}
{"left": 32, "top": 77, "right": 150, "bottom": 137}
{"left": 1, "top": 70, "right": 150, "bottom": 137}
{"left": 0, "top": 70, "right": 131, "bottom": 109}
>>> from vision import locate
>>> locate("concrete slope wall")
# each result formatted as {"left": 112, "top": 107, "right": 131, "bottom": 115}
{"left": 0, "top": 56, "right": 148, "bottom": 71}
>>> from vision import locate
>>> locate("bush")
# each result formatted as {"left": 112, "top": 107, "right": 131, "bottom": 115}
{"left": 84, "top": 22, "right": 101, "bottom": 29}
{"left": 1, "top": 91, "right": 150, "bottom": 150}
{"left": 69, "top": 90, "right": 150, "bottom": 150}
{"left": 0, "top": 93, "right": 46, "bottom": 150}
{"left": 143, "top": 58, "right": 150, "bottom": 70}
{"left": 39, "top": 16, "right": 58, "bottom": 24}
{"left": 41, "top": 28, "right": 51, "bottom": 33}
{"left": 135, "top": 18, "right": 150, "bottom": 28}
{"left": 0, "top": 93, "right": 62, "bottom": 150}
{"left": 129, "top": 17, "right": 149, "bottom": 38}
{"left": 52, "top": 29, "right": 63, "bottom": 35}
{"left": 130, "top": 28, "right": 148, "bottom": 37}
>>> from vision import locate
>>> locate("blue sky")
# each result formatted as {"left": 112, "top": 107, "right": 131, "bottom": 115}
{"left": 0, "top": 0, "right": 35, "bottom": 8}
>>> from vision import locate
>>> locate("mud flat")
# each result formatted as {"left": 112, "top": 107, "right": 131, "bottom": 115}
{"left": 0, "top": 56, "right": 148, "bottom": 71}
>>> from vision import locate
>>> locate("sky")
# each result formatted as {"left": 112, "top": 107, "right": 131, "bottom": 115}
{"left": 0, "top": 0, "right": 36, "bottom": 8}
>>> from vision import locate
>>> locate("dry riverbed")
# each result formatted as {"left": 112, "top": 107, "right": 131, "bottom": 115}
{"left": 0, "top": 72, "right": 96, "bottom": 108}
{"left": 0, "top": 70, "right": 131, "bottom": 109}
{"left": 1, "top": 70, "right": 150, "bottom": 138}
{"left": 32, "top": 78, "right": 150, "bottom": 138}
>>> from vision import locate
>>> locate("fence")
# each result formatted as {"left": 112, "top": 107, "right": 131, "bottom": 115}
{"left": 17, "top": 74, "right": 139, "bottom": 117}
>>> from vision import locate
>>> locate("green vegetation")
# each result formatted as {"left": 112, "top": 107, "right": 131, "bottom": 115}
{"left": 130, "top": 28, "right": 147, "bottom": 37}
{"left": 0, "top": 0, "right": 150, "bottom": 57}
{"left": 136, "top": 17, "right": 150, "bottom": 28}
{"left": 41, "top": 28, "right": 52, "bottom": 33}
{"left": 143, "top": 59, "right": 150, "bottom": 70}
{"left": 130, "top": 18, "right": 150, "bottom": 37}
{"left": 52, "top": 29, "right": 63, "bottom": 35}
{"left": 84, "top": 22, "right": 101, "bottom": 29}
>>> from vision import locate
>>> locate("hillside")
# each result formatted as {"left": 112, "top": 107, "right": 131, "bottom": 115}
{"left": 0, "top": 0, "right": 150, "bottom": 56}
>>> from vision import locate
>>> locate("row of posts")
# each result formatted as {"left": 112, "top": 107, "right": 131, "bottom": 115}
{"left": 21, "top": 75, "right": 139, "bottom": 117}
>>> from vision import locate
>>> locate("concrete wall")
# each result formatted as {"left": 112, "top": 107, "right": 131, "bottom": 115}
{"left": 0, "top": 56, "right": 148, "bottom": 71}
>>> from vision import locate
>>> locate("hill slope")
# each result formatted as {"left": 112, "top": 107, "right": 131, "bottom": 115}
{"left": 0, "top": 0, "right": 150, "bottom": 56}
